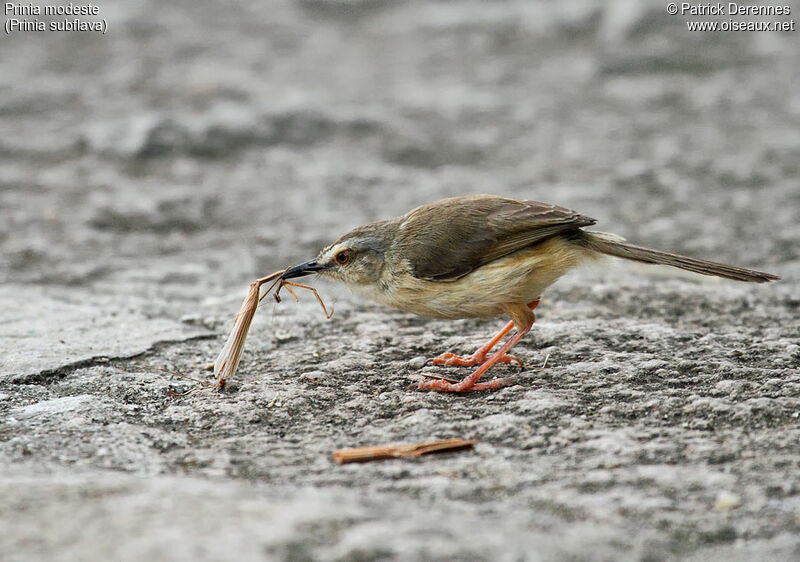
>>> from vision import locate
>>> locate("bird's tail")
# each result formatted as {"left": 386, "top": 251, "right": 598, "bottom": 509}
{"left": 578, "top": 231, "right": 780, "bottom": 283}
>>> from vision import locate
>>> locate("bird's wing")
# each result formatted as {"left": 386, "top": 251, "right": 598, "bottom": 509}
{"left": 398, "top": 195, "right": 596, "bottom": 281}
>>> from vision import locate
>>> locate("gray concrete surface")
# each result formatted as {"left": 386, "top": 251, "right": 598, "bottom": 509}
{"left": 1, "top": 1, "right": 799, "bottom": 560}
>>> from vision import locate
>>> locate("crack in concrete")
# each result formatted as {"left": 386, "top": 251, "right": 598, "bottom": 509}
{"left": 7, "top": 333, "right": 219, "bottom": 385}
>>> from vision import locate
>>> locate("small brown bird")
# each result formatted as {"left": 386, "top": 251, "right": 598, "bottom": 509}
{"left": 281, "top": 195, "right": 779, "bottom": 393}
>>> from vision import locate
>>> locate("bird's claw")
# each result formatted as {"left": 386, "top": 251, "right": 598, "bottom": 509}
{"left": 431, "top": 351, "right": 523, "bottom": 368}
{"left": 417, "top": 377, "right": 513, "bottom": 393}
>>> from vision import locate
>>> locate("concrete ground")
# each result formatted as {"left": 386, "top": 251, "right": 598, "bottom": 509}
{"left": 1, "top": 1, "right": 798, "bottom": 560}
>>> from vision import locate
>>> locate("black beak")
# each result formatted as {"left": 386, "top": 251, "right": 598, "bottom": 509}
{"left": 281, "top": 259, "right": 328, "bottom": 280}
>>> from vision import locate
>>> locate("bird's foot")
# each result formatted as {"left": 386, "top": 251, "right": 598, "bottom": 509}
{"left": 418, "top": 376, "right": 513, "bottom": 393}
{"left": 431, "top": 351, "right": 523, "bottom": 368}
{"left": 420, "top": 311, "right": 535, "bottom": 394}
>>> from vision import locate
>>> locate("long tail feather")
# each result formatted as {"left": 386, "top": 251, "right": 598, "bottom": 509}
{"left": 580, "top": 232, "right": 780, "bottom": 283}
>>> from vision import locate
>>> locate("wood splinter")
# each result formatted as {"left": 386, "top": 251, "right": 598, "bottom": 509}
{"left": 331, "top": 438, "right": 478, "bottom": 464}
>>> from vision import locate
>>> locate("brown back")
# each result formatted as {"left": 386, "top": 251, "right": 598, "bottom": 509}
{"left": 398, "top": 195, "right": 595, "bottom": 281}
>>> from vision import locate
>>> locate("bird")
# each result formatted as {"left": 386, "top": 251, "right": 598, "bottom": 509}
{"left": 279, "top": 194, "right": 780, "bottom": 393}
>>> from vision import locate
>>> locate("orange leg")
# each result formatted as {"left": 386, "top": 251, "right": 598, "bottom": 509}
{"left": 419, "top": 324, "right": 532, "bottom": 392}
{"left": 430, "top": 298, "right": 540, "bottom": 368}
{"left": 420, "top": 298, "right": 540, "bottom": 393}
{"left": 432, "top": 319, "right": 519, "bottom": 367}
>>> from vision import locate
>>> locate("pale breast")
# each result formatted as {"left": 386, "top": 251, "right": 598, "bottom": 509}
{"left": 378, "top": 236, "right": 591, "bottom": 320}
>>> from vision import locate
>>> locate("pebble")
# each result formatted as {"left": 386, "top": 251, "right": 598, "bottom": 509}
{"left": 714, "top": 491, "right": 742, "bottom": 511}
{"left": 407, "top": 356, "right": 428, "bottom": 370}
{"left": 274, "top": 330, "right": 296, "bottom": 343}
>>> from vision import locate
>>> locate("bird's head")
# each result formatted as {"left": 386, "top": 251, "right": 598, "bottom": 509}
{"left": 281, "top": 220, "right": 396, "bottom": 288}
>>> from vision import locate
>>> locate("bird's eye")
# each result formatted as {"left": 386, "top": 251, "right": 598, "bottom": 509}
{"left": 334, "top": 249, "right": 352, "bottom": 265}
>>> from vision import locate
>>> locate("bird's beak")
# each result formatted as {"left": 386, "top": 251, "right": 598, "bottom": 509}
{"left": 281, "top": 259, "right": 329, "bottom": 280}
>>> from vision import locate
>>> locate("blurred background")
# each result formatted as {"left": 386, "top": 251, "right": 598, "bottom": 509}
{"left": 2, "top": 0, "right": 797, "bottom": 310}
{"left": 1, "top": 1, "right": 799, "bottom": 559}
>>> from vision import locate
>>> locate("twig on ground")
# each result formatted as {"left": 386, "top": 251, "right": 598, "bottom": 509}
{"left": 332, "top": 438, "right": 478, "bottom": 464}
{"left": 420, "top": 373, "right": 462, "bottom": 384}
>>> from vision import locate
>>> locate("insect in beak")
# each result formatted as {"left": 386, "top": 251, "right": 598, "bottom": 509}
{"left": 214, "top": 262, "right": 335, "bottom": 389}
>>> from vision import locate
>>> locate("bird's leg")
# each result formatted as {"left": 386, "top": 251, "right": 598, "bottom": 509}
{"left": 432, "top": 320, "right": 517, "bottom": 366}
{"left": 431, "top": 298, "right": 540, "bottom": 368}
{"left": 420, "top": 300, "right": 538, "bottom": 393}
{"left": 419, "top": 325, "right": 532, "bottom": 392}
